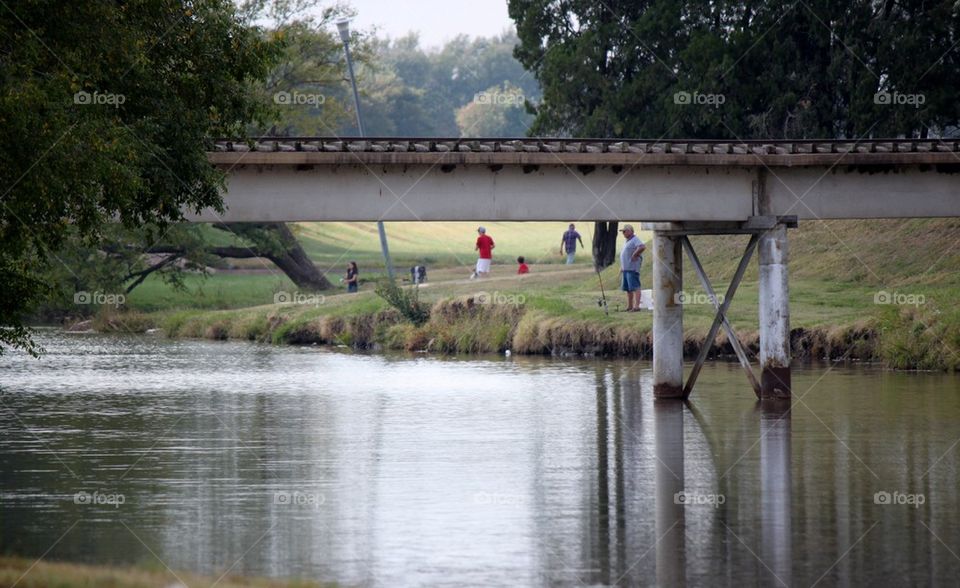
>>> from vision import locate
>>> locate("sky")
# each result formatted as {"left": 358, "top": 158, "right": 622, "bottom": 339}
{"left": 336, "top": 0, "right": 513, "bottom": 48}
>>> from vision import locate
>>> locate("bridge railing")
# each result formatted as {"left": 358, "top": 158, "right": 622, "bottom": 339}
{"left": 211, "top": 136, "right": 960, "bottom": 156}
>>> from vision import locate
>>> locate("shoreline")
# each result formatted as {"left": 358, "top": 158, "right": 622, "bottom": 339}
{"left": 73, "top": 293, "right": 900, "bottom": 367}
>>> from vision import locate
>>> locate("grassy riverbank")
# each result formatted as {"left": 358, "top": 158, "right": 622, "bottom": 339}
{"left": 0, "top": 555, "right": 328, "bottom": 588}
{"left": 91, "top": 219, "right": 960, "bottom": 370}
{"left": 139, "top": 264, "right": 872, "bottom": 355}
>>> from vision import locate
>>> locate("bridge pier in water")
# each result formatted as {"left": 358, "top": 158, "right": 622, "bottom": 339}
{"left": 652, "top": 233, "right": 684, "bottom": 399}
{"left": 758, "top": 224, "right": 791, "bottom": 398}
{"left": 648, "top": 217, "right": 795, "bottom": 400}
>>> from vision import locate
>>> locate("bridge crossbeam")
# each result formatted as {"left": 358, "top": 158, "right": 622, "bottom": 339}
{"left": 644, "top": 218, "right": 796, "bottom": 400}
{"left": 681, "top": 234, "right": 761, "bottom": 399}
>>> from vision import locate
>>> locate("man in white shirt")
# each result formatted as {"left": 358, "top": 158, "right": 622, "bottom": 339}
{"left": 619, "top": 224, "right": 646, "bottom": 312}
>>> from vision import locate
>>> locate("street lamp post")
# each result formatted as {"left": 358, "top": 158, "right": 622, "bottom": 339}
{"left": 337, "top": 18, "right": 396, "bottom": 281}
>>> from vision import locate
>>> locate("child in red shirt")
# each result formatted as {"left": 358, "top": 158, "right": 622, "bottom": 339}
{"left": 517, "top": 256, "right": 529, "bottom": 274}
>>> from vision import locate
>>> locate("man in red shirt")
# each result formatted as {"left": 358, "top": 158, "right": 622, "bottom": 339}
{"left": 473, "top": 226, "right": 495, "bottom": 278}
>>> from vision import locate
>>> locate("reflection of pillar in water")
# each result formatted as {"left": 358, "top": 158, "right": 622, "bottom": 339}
{"left": 611, "top": 375, "right": 626, "bottom": 581}
{"left": 615, "top": 367, "right": 648, "bottom": 585}
{"left": 760, "top": 400, "right": 792, "bottom": 586}
{"left": 595, "top": 374, "right": 612, "bottom": 586}
{"left": 594, "top": 368, "right": 630, "bottom": 585}
{"left": 655, "top": 399, "right": 686, "bottom": 586}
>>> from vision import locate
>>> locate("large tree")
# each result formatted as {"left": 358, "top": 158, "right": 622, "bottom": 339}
{"left": 197, "top": 0, "right": 364, "bottom": 291}
{"left": 508, "top": 0, "right": 960, "bottom": 264}
{"left": 28, "top": 1, "right": 359, "bottom": 323}
{"left": 509, "top": 0, "right": 960, "bottom": 138}
{"left": 0, "top": 0, "right": 280, "bottom": 354}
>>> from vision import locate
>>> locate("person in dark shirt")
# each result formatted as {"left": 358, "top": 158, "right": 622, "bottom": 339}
{"left": 345, "top": 261, "right": 359, "bottom": 293}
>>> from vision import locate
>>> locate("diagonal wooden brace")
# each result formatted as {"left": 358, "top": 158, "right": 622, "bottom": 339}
{"left": 681, "top": 235, "right": 761, "bottom": 398}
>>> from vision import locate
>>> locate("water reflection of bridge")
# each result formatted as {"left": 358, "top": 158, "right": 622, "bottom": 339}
{"left": 568, "top": 365, "right": 792, "bottom": 586}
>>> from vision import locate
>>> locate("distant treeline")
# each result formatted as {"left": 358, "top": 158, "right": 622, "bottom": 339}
{"left": 338, "top": 31, "right": 541, "bottom": 137}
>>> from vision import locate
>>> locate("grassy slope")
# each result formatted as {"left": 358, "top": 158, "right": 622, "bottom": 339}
{"left": 682, "top": 218, "right": 960, "bottom": 367}
{"left": 120, "top": 219, "right": 960, "bottom": 369}
{"left": 242, "top": 221, "right": 601, "bottom": 274}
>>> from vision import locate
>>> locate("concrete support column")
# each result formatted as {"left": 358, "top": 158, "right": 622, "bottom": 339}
{"left": 758, "top": 224, "right": 791, "bottom": 398}
{"left": 653, "top": 232, "right": 684, "bottom": 398}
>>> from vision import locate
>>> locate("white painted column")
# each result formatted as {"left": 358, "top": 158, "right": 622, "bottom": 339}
{"left": 653, "top": 233, "right": 684, "bottom": 399}
{"left": 758, "top": 224, "right": 791, "bottom": 398}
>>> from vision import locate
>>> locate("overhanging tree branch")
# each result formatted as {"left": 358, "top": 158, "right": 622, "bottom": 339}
{"left": 123, "top": 253, "right": 184, "bottom": 294}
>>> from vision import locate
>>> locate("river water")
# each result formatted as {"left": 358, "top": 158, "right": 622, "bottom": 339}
{"left": 1, "top": 331, "right": 959, "bottom": 586}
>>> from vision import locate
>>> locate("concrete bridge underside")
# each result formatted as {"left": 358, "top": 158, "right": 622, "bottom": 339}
{"left": 201, "top": 150, "right": 960, "bottom": 223}
{"left": 198, "top": 138, "right": 960, "bottom": 400}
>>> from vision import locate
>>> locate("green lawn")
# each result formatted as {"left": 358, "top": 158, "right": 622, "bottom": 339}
{"left": 127, "top": 273, "right": 297, "bottom": 312}
{"left": 215, "top": 221, "right": 633, "bottom": 276}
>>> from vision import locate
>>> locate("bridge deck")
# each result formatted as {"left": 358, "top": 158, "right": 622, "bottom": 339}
{"left": 196, "top": 137, "right": 960, "bottom": 223}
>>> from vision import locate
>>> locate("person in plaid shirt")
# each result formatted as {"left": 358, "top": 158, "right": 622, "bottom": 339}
{"left": 559, "top": 223, "right": 584, "bottom": 264}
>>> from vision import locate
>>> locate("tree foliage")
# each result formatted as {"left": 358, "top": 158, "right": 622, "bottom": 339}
{"left": 357, "top": 32, "right": 540, "bottom": 136}
{"left": 508, "top": 0, "right": 960, "bottom": 139}
{"left": 375, "top": 280, "right": 430, "bottom": 326}
{"left": 455, "top": 81, "right": 531, "bottom": 137}
{"left": 0, "top": 0, "right": 280, "bottom": 353}
{"left": 39, "top": 224, "right": 216, "bottom": 314}
{"left": 241, "top": 0, "right": 362, "bottom": 136}
{"left": 209, "top": 1, "right": 352, "bottom": 293}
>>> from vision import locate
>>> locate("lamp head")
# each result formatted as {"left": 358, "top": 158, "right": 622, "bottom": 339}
{"left": 336, "top": 18, "right": 351, "bottom": 43}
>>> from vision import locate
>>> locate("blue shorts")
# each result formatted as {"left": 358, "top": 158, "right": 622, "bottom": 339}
{"left": 621, "top": 271, "right": 640, "bottom": 292}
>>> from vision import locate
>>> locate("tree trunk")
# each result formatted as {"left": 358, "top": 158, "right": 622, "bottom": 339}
{"left": 216, "top": 222, "right": 333, "bottom": 291}
{"left": 592, "top": 221, "right": 619, "bottom": 270}
{"left": 123, "top": 223, "right": 333, "bottom": 293}
{"left": 259, "top": 223, "right": 332, "bottom": 291}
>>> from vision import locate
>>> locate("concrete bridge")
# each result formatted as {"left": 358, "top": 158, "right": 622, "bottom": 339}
{"left": 200, "top": 137, "right": 960, "bottom": 400}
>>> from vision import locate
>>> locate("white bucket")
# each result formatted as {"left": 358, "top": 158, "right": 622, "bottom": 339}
{"left": 638, "top": 289, "right": 654, "bottom": 310}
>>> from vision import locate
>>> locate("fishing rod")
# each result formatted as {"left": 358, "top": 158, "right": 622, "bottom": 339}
{"left": 596, "top": 265, "right": 609, "bottom": 316}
